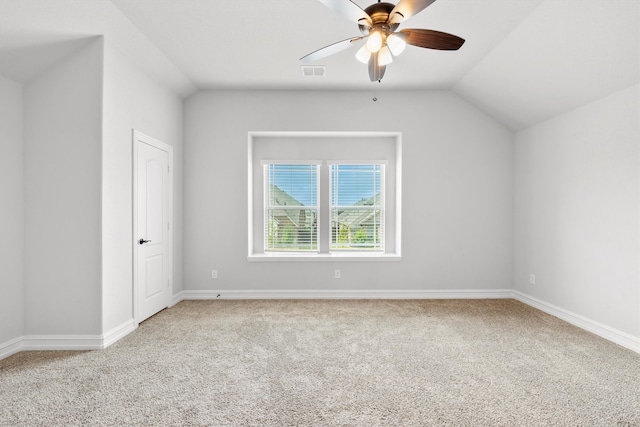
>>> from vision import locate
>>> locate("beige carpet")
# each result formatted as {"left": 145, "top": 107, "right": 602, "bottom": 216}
{"left": 1, "top": 299, "right": 639, "bottom": 426}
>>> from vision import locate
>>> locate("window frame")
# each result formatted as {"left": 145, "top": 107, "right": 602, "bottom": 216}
{"left": 248, "top": 132, "right": 402, "bottom": 262}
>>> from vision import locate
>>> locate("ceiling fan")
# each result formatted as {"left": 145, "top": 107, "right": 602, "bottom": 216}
{"left": 300, "top": 0, "right": 465, "bottom": 82}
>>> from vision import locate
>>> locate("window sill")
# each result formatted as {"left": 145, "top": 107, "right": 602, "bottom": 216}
{"left": 247, "top": 253, "right": 402, "bottom": 262}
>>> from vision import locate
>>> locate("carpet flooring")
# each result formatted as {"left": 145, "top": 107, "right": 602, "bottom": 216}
{"left": 1, "top": 299, "right": 639, "bottom": 426}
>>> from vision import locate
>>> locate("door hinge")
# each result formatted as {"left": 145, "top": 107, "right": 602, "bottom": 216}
{"left": 167, "top": 222, "right": 170, "bottom": 230}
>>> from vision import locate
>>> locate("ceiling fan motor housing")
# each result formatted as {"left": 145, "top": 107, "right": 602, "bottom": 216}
{"left": 359, "top": 2, "right": 400, "bottom": 35}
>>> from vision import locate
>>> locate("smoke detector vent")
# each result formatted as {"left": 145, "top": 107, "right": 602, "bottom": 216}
{"left": 301, "top": 65, "right": 326, "bottom": 77}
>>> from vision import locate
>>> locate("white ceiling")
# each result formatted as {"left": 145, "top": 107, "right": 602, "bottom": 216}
{"left": 0, "top": 0, "right": 638, "bottom": 130}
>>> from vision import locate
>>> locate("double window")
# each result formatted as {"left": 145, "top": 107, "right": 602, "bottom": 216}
{"left": 264, "top": 162, "right": 384, "bottom": 253}
{"left": 248, "top": 132, "right": 401, "bottom": 261}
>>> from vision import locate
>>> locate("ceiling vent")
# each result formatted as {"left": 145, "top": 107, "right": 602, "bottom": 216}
{"left": 301, "top": 65, "right": 326, "bottom": 77}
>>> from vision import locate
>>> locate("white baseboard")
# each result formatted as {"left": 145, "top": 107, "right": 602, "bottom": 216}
{"left": 181, "top": 288, "right": 514, "bottom": 300}
{"left": 179, "top": 288, "right": 640, "bottom": 354}
{"left": 22, "top": 334, "right": 104, "bottom": 351}
{"left": 0, "top": 319, "right": 139, "bottom": 360}
{"left": 170, "top": 291, "right": 184, "bottom": 307}
{"left": 102, "top": 319, "right": 137, "bottom": 348}
{"left": 513, "top": 290, "right": 640, "bottom": 354}
{"left": 4, "top": 291, "right": 638, "bottom": 358}
{"left": 0, "top": 336, "right": 24, "bottom": 360}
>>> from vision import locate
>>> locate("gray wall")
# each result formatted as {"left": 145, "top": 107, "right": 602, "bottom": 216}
{"left": 102, "top": 41, "right": 184, "bottom": 333}
{"left": 0, "top": 74, "right": 24, "bottom": 346}
{"left": 2, "top": 48, "right": 637, "bottom": 353}
{"left": 184, "top": 90, "right": 514, "bottom": 291}
{"left": 23, "top": 39, "right": 103, "bottom": 335}
{"left": 1, "top": 35, "right": 185, "bottom": 349}
{"left": 514, "top": 84, "right": 640, "bottom": 337}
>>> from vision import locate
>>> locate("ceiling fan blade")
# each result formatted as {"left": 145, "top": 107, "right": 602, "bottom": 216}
{"left": 300, "top": 36, "right": 364, "bottom": 64}
{"left": 388, "top": 0, "right": 437, "bottom": 24}
{"left": 317, "top": 0, "right": 372, "bottom": 26}
{"left": 399, "top": 29, "right": 465, "bottom": 50}
{"left": 368, "top": 52, "right": 386, "bottom": 82}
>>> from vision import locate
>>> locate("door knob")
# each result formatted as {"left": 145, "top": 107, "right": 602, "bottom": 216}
{"left": 139, "top": 238, "right": 151, "bottom": 244}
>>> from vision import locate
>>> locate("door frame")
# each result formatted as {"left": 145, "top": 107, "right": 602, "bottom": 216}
{"left": 132, "top": 130, "right": 174, "bottom": 323}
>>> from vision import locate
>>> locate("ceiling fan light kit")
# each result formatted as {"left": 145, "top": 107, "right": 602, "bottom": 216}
{"left": 386, "top": 33, "right": 407, "bottom": 55}
{"left": 366, "top": 30, "right": 383, "bottom": 52}
{"left": 355, "top": 44, "right": 371, "bottom": 63}
{"left": 301, "top": 0, "right": 465, "bottom": 82}
{"left": 378, "top": 45, "right": 393, "bottom": 66}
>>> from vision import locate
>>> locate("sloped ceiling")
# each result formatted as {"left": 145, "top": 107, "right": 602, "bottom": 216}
{"left": 454, "top": 0, "right": 640, "bottom": 130}
{"left": 0, "top": 0, "right": 638, "bottom": 131}
{"left": 108, "top": 0, "right": 544, "bottom": 93}
{"left": 0, "top": 0, "right": 195, "bottom": 94}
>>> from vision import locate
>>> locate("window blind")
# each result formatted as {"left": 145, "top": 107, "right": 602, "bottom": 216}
{"left": 264, "top": 164, "right": 319, "bottom": 252}
{"left": 330, "top": 164, "right": 384, "bottom": 251}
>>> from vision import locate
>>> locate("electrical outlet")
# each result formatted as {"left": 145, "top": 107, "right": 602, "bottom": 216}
{"left": 529, "top": 274, "right": 535, "bottom": 285}
{"left": 334, "top": 269, "right": 341, "bottom": 279}
{"left": 212, "top": 269, "right": 218, "bottom": 279}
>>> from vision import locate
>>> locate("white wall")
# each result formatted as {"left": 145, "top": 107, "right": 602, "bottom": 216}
{"left": 184, "top": 90, "right": 513, "bottom": 292}
{"left": 23, "top": 38, "right": 103, "bottom": 335}
{"left": 0, "top": 74, "right": 24, "bottom": 345}
{"left": 514, "top": 84, "right": 640, "bottom": 337}
{"left": 102, "top": 41, "right": 184, "bottom": 332}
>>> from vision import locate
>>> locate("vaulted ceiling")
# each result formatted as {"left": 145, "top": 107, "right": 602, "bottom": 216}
{"left": 0, "top": 0, "right": 638, "bottom": 130}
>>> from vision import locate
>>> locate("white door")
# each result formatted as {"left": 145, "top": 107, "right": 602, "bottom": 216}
{"left": 134, "top": 131, "right": 172, "bottom": 323}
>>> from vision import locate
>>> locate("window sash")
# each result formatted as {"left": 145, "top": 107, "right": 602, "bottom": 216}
{"left": 330, "top": 164, "right": 384, "bottom": 252}
{"left": 264, "top": 164, "right": 319, "bottom": 252}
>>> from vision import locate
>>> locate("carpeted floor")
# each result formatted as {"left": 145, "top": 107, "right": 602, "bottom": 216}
{"left": 1, "top": 299, "right": 639, "bottom": 426}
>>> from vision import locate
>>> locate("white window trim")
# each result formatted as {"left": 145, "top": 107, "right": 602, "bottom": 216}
{"left": 248, "top": 131, "right": 402, "bottom": 262}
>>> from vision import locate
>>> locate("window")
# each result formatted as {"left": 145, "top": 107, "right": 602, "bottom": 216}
{"left": 330, "top": 164, "right": 384, "bottom": 252}
{"left": 249, "top": 132, "right": 401, "bottom": 261}
{"left": 264, "top": 163, "right": 319, "bottom": 252}
{"left": 263, "top": 162, "right": 386, "bottom": 254}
